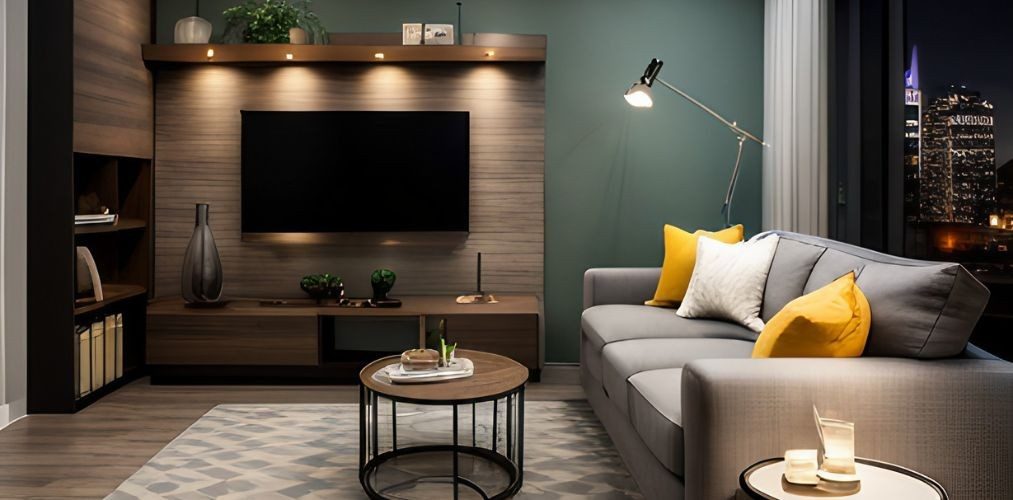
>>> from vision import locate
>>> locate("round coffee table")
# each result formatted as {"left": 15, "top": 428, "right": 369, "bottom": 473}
{"left": 359, "top": 349, "right": 528, "bottom": 500}
{"left": 739, "top": 457, "right": 948, "bottom": 499}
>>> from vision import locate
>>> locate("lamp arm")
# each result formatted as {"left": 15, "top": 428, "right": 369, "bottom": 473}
{"left": 654, "top": 77, "right": 766, "bottom": 147}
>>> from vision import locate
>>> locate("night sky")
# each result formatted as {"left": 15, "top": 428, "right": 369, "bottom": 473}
{"left": 907, "top": 0, "right": 1013, "bottom": 170}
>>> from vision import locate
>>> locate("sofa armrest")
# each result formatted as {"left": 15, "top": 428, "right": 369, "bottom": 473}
{"left": 681, "top": 357, "right": 1013, "bottom": 500}
{"left": 583, "top": 268, "right": 661, "bottom": 309}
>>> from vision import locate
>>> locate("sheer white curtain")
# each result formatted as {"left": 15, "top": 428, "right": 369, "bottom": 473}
{"left": 762, "top": 0, "right": 829, "bottom": 235}
{"left": 1, "top": 0, "right": 28, "bottom": 428}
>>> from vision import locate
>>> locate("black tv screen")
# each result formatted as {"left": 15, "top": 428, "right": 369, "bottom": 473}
{"left": 241, "top": 111, "right": 469, "bottom": 233}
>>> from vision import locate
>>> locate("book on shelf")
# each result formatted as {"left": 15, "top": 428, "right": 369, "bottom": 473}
{"left": 74, "top": 213, "right": 118, "bottom": 225}
{"left": 104, "top": 315, "right": 116, "bottom": 385}
{"left": 91, "top": 320, "right": 104, "bottom": 391}
{"left": 76, "top": 325, "right": 90, "bottom": 398}
{"left": 115, "top": 313, "right": 124, "bottom": 378}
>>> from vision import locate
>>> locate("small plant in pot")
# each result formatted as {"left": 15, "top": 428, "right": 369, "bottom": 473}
{"left": 299, "top": 273, "right": 343, "bottom": 303}
{"left": 223, "top": 0, "right": 327, "bottom": 44}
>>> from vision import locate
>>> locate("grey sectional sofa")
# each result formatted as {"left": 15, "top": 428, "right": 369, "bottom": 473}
{"left": 581, "top": 231, "right": 1013, "bottom": 500}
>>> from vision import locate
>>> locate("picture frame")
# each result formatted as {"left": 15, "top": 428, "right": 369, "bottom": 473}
{"left": 402, "top": 23, "right": 423, "bottom": 45}
{"left": 425, "top": 23, "right": 455, "bottom": 45}
{"left": 402, "top": 23, "right": 455, "bottom": 45}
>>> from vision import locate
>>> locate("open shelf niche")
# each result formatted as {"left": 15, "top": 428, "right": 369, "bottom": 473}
{"left": 71, "top": 153, "right": 152, "bottom": 409}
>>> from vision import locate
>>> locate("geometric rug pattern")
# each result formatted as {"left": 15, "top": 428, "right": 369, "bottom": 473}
{"left": 106, "top": 401, "right": 642, "bottom": 499}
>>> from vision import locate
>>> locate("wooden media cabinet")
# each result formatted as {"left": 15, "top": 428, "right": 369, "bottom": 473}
{"left": 146, "top": 295, "right": 541, "bottom": 383}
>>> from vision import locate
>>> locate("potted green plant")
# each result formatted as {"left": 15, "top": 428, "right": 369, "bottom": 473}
{"left": 223, "top": 0, "right": 327, "bottom": 44}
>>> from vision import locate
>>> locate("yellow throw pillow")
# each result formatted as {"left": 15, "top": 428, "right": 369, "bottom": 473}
{"left": 646, "top": 224, "right": 744, "bottom": 307}
{"left": 752, "top": 272, "right": 871, "bottom": 358}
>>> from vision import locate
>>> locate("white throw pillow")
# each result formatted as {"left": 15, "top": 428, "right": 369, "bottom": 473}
{"left": 676, "top": 234, "right": 779, "bottom": 332}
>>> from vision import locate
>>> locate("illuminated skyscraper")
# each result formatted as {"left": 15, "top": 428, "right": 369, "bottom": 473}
{"left": 919, "top": 86, "right": 997, "bottom": 224}
{"left": 904, "top": 47, "right": 921, "bottom": 222}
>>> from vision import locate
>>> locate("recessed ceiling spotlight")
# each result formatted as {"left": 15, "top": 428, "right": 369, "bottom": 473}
{"left": 485, "top": 50, "right": 495, "bottom": 57}
{"left": 374, "top": 52, "right": 385, "bottom": 60}
{"left": 285, "top": 53, "right": 294, "bottom": 60}
{"left": 206, "top": 48, "right": 215, "bottom": 58}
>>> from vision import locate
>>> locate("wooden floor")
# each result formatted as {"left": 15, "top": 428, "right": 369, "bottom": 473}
{"left": 0, "top": 378, "right": 583, "bottom": 499}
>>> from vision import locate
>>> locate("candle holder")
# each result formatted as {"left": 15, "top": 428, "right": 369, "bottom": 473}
{"left": 783, "top": 449, "right": 819, "bottom": 485}
{"left": 814, "top": 406, "right": 860, "bottom": 483}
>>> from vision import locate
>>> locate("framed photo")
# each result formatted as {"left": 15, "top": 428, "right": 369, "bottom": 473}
{"left": 402, "top": 23, "right": 423, "bottom": 45}
{"left": 425, "top": 23, "right": 455, "bottom": 45}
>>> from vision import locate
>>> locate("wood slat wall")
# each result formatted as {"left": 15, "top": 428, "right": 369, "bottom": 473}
{"left": 153, "top": 63, "right": 544, "bottom": 299}
{"left": 73, "top": 0, "right": 153, "bottom": 158}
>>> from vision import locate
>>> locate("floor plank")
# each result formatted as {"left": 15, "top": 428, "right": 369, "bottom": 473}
{"left": 0, "top": 378, "right": 583, "bottom": 498}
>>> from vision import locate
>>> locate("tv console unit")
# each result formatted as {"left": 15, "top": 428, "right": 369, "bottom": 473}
{"left": 146, "top": 295, "right": 541, "bottom": 383}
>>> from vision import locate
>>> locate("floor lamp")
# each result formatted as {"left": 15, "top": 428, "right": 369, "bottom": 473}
{"left": 624, "top": 58, "right": 766, "bottom": 227}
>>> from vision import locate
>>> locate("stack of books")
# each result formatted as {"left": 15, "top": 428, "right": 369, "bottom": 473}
{"left": 75, "top": 214, "right": 117, "bottom": 226}
{"left": 75, "top": 313, "right": 124, "bottom": 398}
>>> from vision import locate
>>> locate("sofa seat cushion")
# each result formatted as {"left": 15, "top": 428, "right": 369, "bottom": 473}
{"left": 582, "top": 305, "right": 757, "bottom": 381}
{"left": 628, "top": 368, "right": 685, "bottom": 477}
{"left": 601, "top": 338, "right": 754, "bottom": 416}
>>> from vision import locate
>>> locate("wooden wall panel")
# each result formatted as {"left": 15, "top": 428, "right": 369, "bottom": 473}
{"left": 153, "top": 63, "right": 544, "bottom": 299}
{"left": 73, "top": 0, "right": 153, "bottom": 158}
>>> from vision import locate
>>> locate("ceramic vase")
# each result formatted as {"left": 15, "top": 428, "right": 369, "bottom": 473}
{"left": 181, "top": 203, "right": 223, "bottom": 304}
{"left": 174, "top": 16, "right": 212, "bottom": 43}
{"left": 289, "top": 27, "right": 308, "bottom": 44}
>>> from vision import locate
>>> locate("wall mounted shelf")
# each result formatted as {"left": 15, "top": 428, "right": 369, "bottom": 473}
{"left": 142, "top": 43, "right": 545, "bottom": 66}
{"left": 74, "top": 284, "right": 147, "bottom": 317}
{"left": 74, "top": 217, "right": 147, "bottom": 235}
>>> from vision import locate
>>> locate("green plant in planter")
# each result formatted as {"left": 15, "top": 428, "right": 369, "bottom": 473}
{"left": 299, "top": 273, "right": 343, "bottom": 301}
{"left": 223, "top": 0, "right": 327, "bottom": 44}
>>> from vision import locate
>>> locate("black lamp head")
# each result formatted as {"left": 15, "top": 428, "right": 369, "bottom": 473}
{"left": 639, "top": 58, "right": 664, "bottom": 86}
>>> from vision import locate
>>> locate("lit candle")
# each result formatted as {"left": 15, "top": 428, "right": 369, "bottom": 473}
{"left": 784, "top": 449, "right": 819, "bottom": 485}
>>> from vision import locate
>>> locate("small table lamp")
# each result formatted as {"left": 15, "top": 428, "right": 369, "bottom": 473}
{"left": 624, "top": 58, "right": 766, "bottom": 227}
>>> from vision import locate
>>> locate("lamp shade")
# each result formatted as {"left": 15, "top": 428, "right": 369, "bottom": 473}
{"left": 624, "top": 82, "right": 654, "bottom": 108}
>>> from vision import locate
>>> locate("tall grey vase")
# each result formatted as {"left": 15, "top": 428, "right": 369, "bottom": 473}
{"left": 181, "top": 203, "right": 223, "bottom": 304}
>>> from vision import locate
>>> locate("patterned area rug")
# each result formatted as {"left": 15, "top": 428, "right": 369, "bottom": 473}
{"left": 107, "top": 401, "right": 642, "bottom": 499}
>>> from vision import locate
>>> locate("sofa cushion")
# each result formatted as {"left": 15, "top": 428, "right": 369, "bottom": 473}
{"left": 759, "top": 231, "right": 990, "bottom": 359}
{"left": 761, "top": 238, "right": 826, "bottom": 321}
{"left": 855, "top": 262, "right": 987, "bottom": 358}
{"left": 581, "top": 305, "right": 757, "bottom": 382}
{"left": 628, "top": 368, "right": 685, "bottom": 477}
{"left": 601, "top": 338, "right": 754, "bottom": 416}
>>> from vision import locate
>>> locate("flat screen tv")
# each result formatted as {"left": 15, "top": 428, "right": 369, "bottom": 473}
{"left": 241, "top": 111, "right": 469, "bottom": 234}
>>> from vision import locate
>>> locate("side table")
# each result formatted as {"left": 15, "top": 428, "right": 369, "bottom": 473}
{"left": 739, "top": 457, "right": 948, "bottom": 499}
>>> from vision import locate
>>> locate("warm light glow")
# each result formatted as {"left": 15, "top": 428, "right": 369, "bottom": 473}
{"left": 285, "top": 53, "right": 294, "bottom": 60}
{"left": 374, "top": 52, "right": 385, "bottom": 60}
{"left": 206, "top": 48, "right": 214, "bottom": 58}
{"left": 784, "top": 449, "right": 819, "bottom": 485}
{"left": 624, "top": 82, "right": 653, "bottom": 108}
{"left": 485, "top": 50, "right": 495, "bottom": 57}
{"left": 990, "top": 214, "right": 1000, "bottom": 227}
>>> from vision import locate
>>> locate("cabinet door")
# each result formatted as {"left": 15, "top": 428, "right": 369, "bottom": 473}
{"left": 441, "top": 314, "right": 539, "bottom": 368}
{"left": 148, "top": 315, "right": 318, "bottom": 365}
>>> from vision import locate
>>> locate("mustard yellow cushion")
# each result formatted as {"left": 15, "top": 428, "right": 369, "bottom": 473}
{"left": 646, "top": 224, "right": 744, "bottom": 307}
{"left": 752, "top": 272, "right": 871, "bottom": 358}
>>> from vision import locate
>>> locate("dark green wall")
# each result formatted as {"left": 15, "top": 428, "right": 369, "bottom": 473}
{"left": 156, "top": 0, "right": 765, "bottom": 363}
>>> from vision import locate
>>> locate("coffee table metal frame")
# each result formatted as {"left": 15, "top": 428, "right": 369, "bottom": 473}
{"left": 358, "top": 377, "right": 525, "bottom": 500}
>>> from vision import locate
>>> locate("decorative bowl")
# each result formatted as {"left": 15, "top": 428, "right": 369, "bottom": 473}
{"left": 400, "top": 348, "right": 440, "bottom": 372}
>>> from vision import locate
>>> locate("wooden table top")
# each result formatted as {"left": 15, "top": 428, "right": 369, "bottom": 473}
{"left": 359, "top": 349, "right": 528, "bottom": 403}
